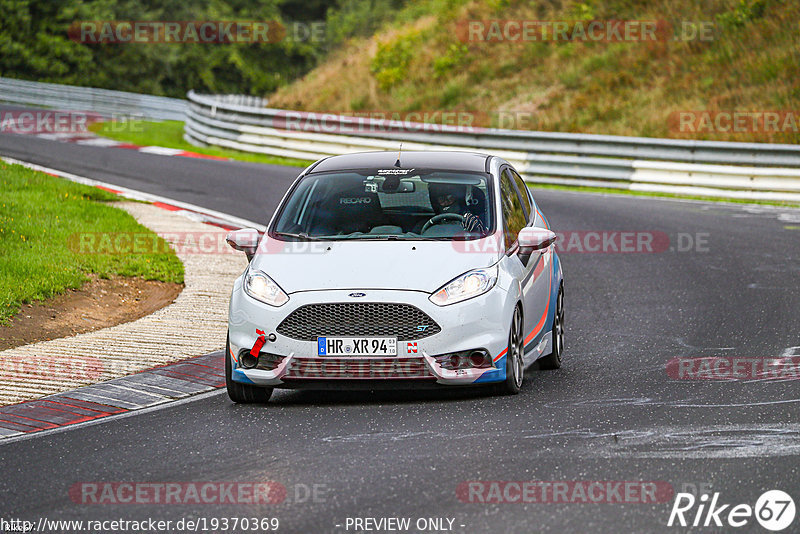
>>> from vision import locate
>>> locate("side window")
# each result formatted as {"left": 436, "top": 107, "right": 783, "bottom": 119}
{"left": 509, "top": 169, "right": 533, "bottom": 220}
{"left": 499, "top": 170, "right": 527, "bottom": 249}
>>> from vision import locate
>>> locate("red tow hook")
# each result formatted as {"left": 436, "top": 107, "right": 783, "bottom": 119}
{"left": 250, "top": 329, "right": 267, "bottom": 358}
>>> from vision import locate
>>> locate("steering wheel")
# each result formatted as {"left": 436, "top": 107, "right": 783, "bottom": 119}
{"left": 421, "top": 213, "right": 465, "bottom": 234}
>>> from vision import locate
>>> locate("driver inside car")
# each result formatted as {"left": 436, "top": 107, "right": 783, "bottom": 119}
{"left": 427, "top": 182, "right": 485, "bottom": 234}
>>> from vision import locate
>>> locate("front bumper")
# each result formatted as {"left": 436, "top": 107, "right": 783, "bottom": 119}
{"left": 227, "top": 284, "right": 515, "bottom": 388}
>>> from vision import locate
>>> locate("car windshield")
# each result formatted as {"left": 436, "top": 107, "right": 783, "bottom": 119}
{"left": 271, "top": 169, "right": 493, "bottom": 241}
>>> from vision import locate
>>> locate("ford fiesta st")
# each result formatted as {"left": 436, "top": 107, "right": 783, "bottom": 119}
{"left": 224, "top": 151, "right": 564, "bottom": 402}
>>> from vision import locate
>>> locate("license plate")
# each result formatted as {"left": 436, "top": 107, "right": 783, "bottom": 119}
{"left": 317, "top": 337, "right": 397, "bottom": 356}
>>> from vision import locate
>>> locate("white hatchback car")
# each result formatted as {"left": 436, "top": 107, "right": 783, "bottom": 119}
{"left": 225, "top": 151, "right": 564, "bottom": 402}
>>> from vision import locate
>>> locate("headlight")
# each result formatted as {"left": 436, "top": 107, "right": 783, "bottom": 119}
{"left": 429, "top": 265, "right": 498, "bottom": 306}
{"left": 244, "top": 268, "right": 289, "bottom": 307}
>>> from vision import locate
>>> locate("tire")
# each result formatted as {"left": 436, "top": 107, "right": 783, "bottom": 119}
{"left": 539, "top": 284, "right": 564, "bottom": 370}
{"left": 225, "top": 337, "right": 273, "bottom": 403}
{"left": 498, "top": 306, "right": 525, "bottom": 395}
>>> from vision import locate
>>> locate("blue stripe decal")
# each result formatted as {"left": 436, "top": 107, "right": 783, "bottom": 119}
{"left": 524, "top": 251, "right": 561, "bottom": 356}
{"left": 474, "top": 367, "right": 505, "bottom": 384}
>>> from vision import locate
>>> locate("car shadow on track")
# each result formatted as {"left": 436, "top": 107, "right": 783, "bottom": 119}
{"left": 238, "top": 363, "right": 562, "bottom": 407}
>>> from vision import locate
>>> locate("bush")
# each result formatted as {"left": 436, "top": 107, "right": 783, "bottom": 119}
{"left": 370, "top": 31, "right": 421, "bottom": 90}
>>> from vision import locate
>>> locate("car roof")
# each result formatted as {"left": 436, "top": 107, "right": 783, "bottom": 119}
{"left": 308, "top": 151, "right": 491, "bottom": 174}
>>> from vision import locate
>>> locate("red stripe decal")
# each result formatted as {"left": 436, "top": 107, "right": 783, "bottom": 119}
{"left": 524, "top": 265, "right": 553, "bottom": 345}
{"left": 492, "top": 254, "right": 554, "bottom": 363}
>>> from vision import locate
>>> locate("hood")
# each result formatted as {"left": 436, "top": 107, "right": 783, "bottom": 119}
{"left": 249, "top": 236, "right": 502, "bottom": 294}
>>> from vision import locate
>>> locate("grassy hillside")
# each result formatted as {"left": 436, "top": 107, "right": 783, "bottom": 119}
{"left": 270, "top": 0, "right": 800, "bottom": 144}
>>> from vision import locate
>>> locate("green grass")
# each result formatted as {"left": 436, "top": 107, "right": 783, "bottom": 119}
{"left": 527, "top": 182, "right": 800, "bottom": 208}
{"left": 0, "top": 162, "right": 184, "bottom": 324}
{"left": 88, "top": 120, "right": 312, "bottom": 168}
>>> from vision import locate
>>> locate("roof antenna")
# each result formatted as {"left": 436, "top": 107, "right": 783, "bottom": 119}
{"left": 394, "top": 142, "right": 403, "bottom": 167}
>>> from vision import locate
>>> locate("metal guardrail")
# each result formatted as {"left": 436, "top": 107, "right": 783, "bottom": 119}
{"left": 0, "top": 77, "right": 187, "bottom": 120}
{"left": 184, "top": 91, "right": 800, "bottom": 201}
{"left": 6, "top": 78, "right": 796, "bottom": 200}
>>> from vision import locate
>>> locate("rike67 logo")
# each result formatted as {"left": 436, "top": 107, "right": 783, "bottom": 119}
{"left": 668, "top": 490, "right": 795, "bottom": 531}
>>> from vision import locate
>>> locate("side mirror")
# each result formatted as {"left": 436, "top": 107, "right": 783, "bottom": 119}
{"left": 518, "top": 227, "right": 557, "bottom": 253}
{"left": 226, "top": 228, "right": 261, "bottom": 261}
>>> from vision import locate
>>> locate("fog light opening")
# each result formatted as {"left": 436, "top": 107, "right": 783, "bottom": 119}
{"left": 240, "top": 353, "right": 259, "bottom": 369}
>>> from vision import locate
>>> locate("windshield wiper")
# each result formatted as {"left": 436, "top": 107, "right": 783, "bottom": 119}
{"left": 275, "top": 233, "right": 456, "bottom": 242}
{"left": 345, "top": 235, "right": 404, "bottom": 240}
{"left": 273, "top": 231, "right": 326, "bottom": 241}
{"left": 343, "top": 235, "right": 452, "bottom": 241}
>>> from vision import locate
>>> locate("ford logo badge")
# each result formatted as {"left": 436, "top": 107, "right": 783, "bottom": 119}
{"left": 348, "top": 292, "right": 366, "bottom": 298}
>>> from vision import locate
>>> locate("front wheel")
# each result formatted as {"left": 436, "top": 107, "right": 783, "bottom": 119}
{"left": 498, "top": 306, "right": 524, "bottom": 395}
{"left": 225, "top": 337, "right": 273, "bottom": 403}
{"left": 539, "top": 284, "right": 564, "bottom": 370}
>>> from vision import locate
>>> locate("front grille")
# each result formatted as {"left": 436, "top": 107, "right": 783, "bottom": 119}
{"left": 285, "top": 357, "right": 434, "bottom": 379}
{"left": 277, "top": 303, "right": 441, "bottom": 341}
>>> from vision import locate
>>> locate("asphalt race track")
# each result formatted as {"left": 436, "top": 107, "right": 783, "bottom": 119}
{"left": 1, "top": 125, "right": 799, "bottom": 533}
{"left": 0, "top": 106, "right": 299, "bottom": 224}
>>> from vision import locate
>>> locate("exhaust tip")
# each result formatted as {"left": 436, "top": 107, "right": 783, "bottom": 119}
{"left": 469, "top": 350, "right": 490, "bottom": 368}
